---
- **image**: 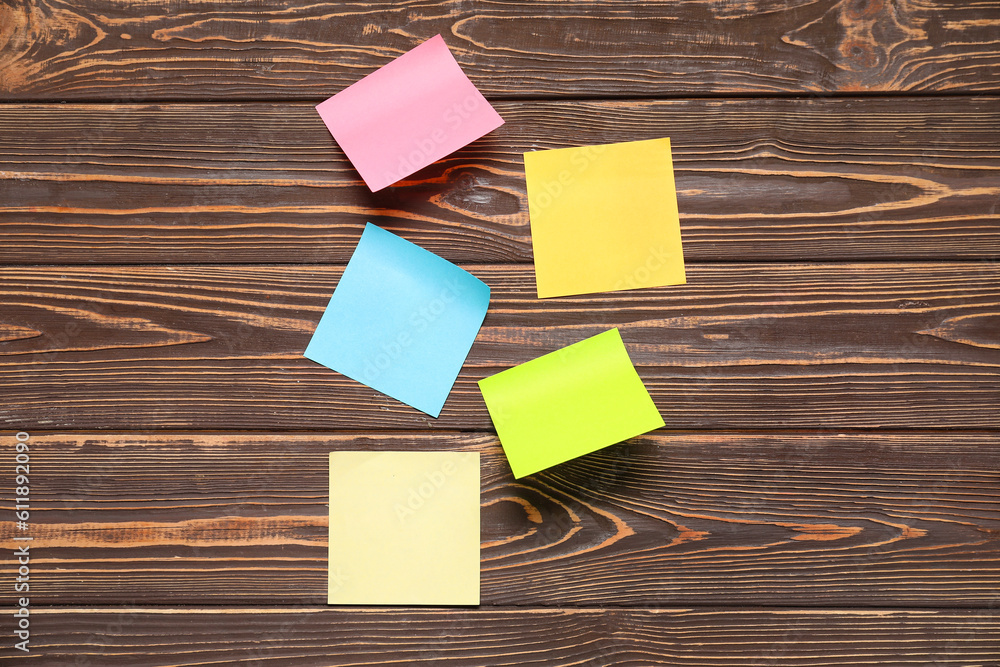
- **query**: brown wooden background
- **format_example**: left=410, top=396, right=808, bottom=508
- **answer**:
left=2, top=0, right=999, bottom=664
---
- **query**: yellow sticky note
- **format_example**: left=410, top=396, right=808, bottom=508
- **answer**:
left=523, top=137, right=686, bottom=298
left=328, top=451, right=480, bottom=605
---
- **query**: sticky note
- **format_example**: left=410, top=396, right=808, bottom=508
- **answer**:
left=316, top=34, right=504, bottom=192
left=523, top=137, right=686, bottom=298
left=478, top=328, right=664, bottom=478
left=304, top=223, right=490, bottom=417
left=328, top=451, right=480, bottom=605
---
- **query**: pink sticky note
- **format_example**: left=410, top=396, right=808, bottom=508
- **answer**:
left=316, top=35, right=504, bottom=192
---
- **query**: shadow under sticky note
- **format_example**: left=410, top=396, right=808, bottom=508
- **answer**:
left=316, top=34, right=505, bottom=192
left=523, top=137, right=686, bottom=298
left=478, top=328, right=664, bottom=478
left=328, top=451, right=480, bottom=606
left=304, top=223, right=490, bottom=417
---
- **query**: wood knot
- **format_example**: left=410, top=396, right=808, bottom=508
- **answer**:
left=783, top=0, right=921, bottom=86
left=840, top=40, right=881, bottom=69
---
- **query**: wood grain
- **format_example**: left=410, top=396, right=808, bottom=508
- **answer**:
left=1, top=263, right=998, bottom=431
left=2, top=0, right=1000, bottom=100
left=1, top=432, right=997, bottom=606
left=1, top=98, right=998, bottom=265
left=5, top=607, right=998, bottom=666
left=3, top=0, right=998, bottom=663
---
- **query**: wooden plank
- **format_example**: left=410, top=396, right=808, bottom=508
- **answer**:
left=1, top=263, right=998, bottom=431
left=2, top=1, right=999, bottom=100
left=1, top=98, right=998, bottom=265
left=6, top=607, right=998, bottom=665
left=1, top=432, right=997, bottom=606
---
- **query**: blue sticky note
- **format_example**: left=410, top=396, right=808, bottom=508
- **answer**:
left=304, top=223, right=490, bottom=417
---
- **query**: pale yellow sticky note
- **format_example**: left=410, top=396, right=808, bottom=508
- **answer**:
left=523, top=137, right=686, bottom=298
left=328, top=451, right=480, bottom=605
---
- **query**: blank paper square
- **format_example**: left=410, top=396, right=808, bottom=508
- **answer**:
left=478, top=328, right=664, bottom=478
left=328, top=451, right=480, bottom=605
left=523, top=137, right=686, bottom=298
left=304, top=223, right=490, bottom=417
left=316, top=34, right=504, bottom=192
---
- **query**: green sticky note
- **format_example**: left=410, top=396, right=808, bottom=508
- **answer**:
left=328, top=451, right=480, bottom=605
left=478, top=329, right=664, bottom=478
